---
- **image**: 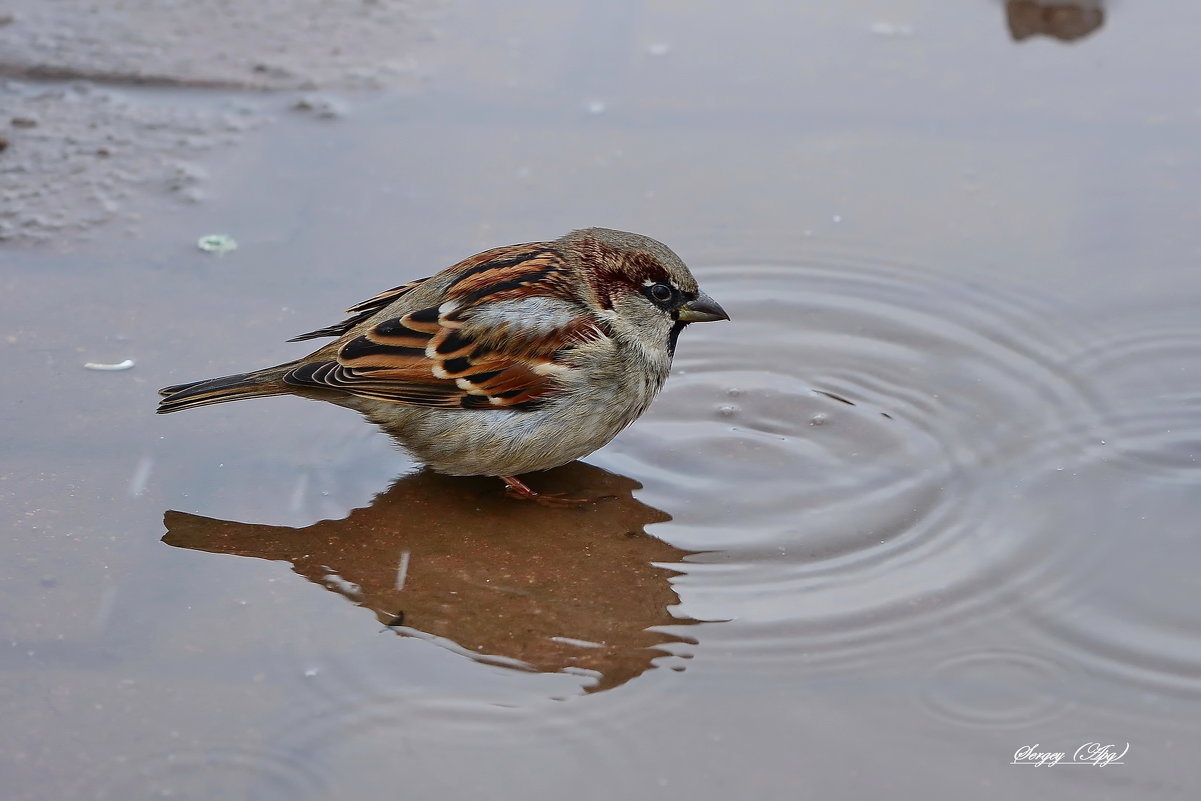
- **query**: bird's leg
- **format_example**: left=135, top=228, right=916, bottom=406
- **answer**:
left=500, top=475, right=602, bottom=507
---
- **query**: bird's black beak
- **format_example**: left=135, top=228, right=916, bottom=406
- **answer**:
left=677, top=291, right=730, bottom=323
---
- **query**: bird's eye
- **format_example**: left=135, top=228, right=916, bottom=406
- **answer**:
left=649, top=283, right=673, bottom=302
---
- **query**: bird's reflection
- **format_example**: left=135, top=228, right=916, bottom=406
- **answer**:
left=162, top=462, right=701, bottom=693
left=1005, top=1, right=1105, bottom=42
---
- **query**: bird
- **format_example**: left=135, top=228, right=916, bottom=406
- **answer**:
left=157, top=227, right=729, bottom=504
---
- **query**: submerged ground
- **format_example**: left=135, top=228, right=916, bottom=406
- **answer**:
left=3, top=1, right=1199, bottom=798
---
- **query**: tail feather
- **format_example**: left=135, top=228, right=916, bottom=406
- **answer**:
left=156, top=365, right=295, bottom=414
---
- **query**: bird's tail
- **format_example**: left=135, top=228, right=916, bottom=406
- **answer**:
left=156, top=364, right=296, bottom=414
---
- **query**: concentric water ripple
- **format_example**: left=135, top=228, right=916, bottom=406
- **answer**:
left=595, top=253, right=1105, bottom=663
left=920, top=650, right=1075, bottom=728
left=1011, top=309, right=1201, bottom=694
left=1063, top=311, right=1201, bottom=484
left=91, top=746, right=328, bottom=801
left=267, top=684, right=683, bottom=796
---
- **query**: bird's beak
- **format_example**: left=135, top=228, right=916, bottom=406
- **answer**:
left=677, top=291, right=730, bottom=323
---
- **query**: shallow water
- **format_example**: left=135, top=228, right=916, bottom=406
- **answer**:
left=4, top=1, right=1201, bottom=798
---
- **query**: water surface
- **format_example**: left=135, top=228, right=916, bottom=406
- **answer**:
left=3, top=1, right=1200, bottom=798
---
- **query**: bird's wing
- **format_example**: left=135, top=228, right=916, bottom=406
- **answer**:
left=281, top=247, right=608, bottom=410
left=288, top=278, right=430, bottom=342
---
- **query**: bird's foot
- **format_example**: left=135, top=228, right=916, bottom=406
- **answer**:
left=500, top=475, right=610, bottom=507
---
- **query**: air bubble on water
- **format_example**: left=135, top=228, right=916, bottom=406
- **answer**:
left=810, top=413, right=828, bottom=426
left=832, top=214, right=843, bottom=223
left=726, top=387, right=742, bottom=397
left=303, top=667, right=319, bottom=678
left=585, top=100, right=608, bottom=115
left=717, top=405, right=738, bottom=418
left=646, top=42, right=671, bottom=56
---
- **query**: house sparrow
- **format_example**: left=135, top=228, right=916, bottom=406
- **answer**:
left=157, top=228, right=729, bottom=503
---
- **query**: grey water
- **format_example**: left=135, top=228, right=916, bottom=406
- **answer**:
left=2, top=1, right=1199, bottom=798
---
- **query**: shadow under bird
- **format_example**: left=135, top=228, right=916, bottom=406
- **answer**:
left=157, top=228, right=729, bottom=503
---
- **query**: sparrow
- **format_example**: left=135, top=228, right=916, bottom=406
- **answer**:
left=157, top=227, right=729, bottom=504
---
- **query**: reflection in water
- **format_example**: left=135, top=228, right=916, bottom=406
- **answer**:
left=162, top=462, right=700, bottom=693
left=1005, top=1, right=1105, bottom=42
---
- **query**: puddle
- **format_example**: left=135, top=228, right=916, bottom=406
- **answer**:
left=4, top=0, right=1201, bottom=799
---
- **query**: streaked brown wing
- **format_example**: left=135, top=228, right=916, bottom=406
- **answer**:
left=283, top=248, right=600, bottom=410
left=287, top=278, right=429, bottom=342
